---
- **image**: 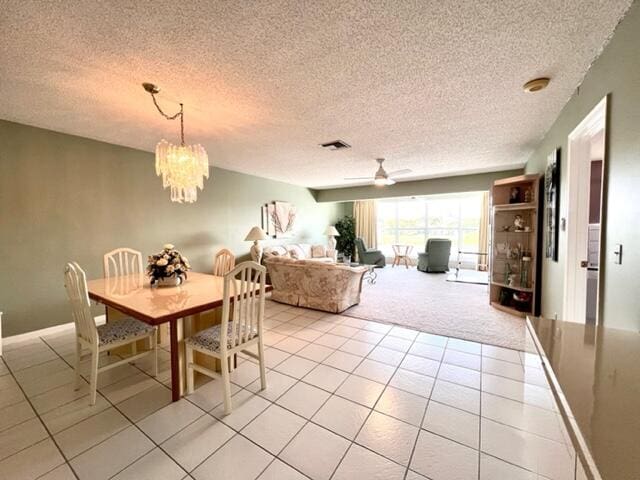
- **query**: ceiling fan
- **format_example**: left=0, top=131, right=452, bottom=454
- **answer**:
left=344, top=158, right=412, bottom=186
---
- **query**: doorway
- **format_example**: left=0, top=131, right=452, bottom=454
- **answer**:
left=563, top=96, right=607, bottom=324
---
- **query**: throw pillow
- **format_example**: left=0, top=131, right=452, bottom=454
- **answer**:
left=288, top=244, right=305, bottom=259
left=311, top=245, right=326, bottom=258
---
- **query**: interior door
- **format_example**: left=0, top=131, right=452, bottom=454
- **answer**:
left=563, top=96, right=606, bottom=324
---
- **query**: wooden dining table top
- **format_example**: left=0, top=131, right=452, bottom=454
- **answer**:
left=86, top=272, right=272, bottom=325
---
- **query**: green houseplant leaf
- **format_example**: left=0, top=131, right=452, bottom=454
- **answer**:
left=335, top=215, right=356, bottom=259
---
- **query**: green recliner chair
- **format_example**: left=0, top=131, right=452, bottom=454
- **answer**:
left=354, top=237, right=386, bottom=267
left=417, top=238, right=452, bottom=273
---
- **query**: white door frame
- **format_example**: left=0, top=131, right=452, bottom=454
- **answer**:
left=563, top=96, right=607, bottom=323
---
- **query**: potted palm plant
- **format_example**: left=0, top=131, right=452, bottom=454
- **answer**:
left=335, top=215, right=356, bottom=264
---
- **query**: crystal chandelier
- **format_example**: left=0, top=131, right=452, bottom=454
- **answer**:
left=143, top=83, right=209, bottom=203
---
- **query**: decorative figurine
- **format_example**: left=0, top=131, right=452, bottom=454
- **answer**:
left=509, top=187, right=521, bottom=204
left=514, top=215, right=525, bottom=231
left=524, top=187, right=533, bottom=203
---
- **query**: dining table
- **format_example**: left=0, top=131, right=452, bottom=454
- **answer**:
left=86, top=271, right=272, bottom=401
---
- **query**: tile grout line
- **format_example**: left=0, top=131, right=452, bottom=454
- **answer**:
left=189, top=310, right=555, bottom=478
left=244, top=314, right=389, bottom=480
left=328, top=326, right=430, bottom=480
left=143, top=309, right=349, bottom=478
left=2, top=338, right=81, bottom=480
left=180, top=312, right=397, bottom=479
left=162, top=306, right=564, bottom=478
left=402, top=335, right=448, bottom=480
left=39, top=336, right=193, bottom=480
left=6, top=303, right=569, bottom=480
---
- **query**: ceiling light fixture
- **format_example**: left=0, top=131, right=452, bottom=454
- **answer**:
left=523, top=77, right=550, bottom=93
left=374, top=177, right=395, bottom=186
left=142, top=82, right=209, bottom=203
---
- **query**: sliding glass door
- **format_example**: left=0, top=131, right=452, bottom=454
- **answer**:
left=376, top=193, right=483, bottom=266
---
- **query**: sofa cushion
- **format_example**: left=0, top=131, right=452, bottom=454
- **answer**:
left=264, top=245, right=289, bottom=258
left=287, top=244, right=306, bottom=260
left=297, top=244, right=313, bottom=258
left=311, top=244, right=326, bottom=258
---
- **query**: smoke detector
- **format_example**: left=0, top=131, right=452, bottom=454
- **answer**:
left=523, top=78, right=550, bottom=93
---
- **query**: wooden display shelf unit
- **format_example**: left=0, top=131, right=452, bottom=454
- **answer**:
left=489, top=174, right=543, bottom=317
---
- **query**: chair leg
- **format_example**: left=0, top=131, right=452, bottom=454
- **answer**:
left=220, top=355, right=233, bottom=415
left=74, top=340, right=82, bottom=391
left=258, top=339, right=267, bottom=391
left=185, top=345, right=194, bottom=394
left=151, top=332, right=158, bottom=377
left=89, top=348, right=99, bottom=406
left=229, top=354, right=236, bottom=373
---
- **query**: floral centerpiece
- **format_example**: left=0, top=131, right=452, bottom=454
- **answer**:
left=147, top=244, right=191, bottom=287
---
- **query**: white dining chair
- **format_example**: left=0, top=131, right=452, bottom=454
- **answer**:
left=103, top=247, right=145, bottom=356
left=185, top=261, right=267, bottom=415
left=103, top=247, right=144, bottom=278
left=64, top=262, right=158, bottom=405
left=213, top=248, right=236, bottom=276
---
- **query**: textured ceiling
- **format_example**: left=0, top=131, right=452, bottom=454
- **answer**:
left=0, top=1, right=632, bottom=189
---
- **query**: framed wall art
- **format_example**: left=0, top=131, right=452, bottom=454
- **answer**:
left=545, top=148, right=560, bottom=261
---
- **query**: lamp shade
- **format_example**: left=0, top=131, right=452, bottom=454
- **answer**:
left=324, top=226, right=340, bottom=236
left=245, top=226, right=268, bottom=241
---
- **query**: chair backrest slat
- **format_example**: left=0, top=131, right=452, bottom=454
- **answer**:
left=64, top=262, right=98, bottom=345
left=220, top=261, right=266, bottom=351
left=213, top=248, right=236, bottom=276
left=103, top=248, right=143, bottom=278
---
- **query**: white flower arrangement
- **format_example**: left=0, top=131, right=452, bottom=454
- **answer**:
left=147, top=243, right=191, bottom=286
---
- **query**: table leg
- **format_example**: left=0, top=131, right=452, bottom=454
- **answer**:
left=169, top=319, right=180, bottom=402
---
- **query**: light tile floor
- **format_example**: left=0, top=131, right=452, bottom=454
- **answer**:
left=0, top=300, right=583, bottom=480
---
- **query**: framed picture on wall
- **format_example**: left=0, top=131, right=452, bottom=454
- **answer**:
left=545, top=148, right=561, bottom=261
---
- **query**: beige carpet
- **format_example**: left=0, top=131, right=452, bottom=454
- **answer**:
left=344, top=266, right=532, bottom=351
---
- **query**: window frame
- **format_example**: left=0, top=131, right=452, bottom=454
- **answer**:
left=376, top=192, right=483, bottom=265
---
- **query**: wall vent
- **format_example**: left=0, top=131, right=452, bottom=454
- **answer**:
left=320, top=140, right=351, bottom=150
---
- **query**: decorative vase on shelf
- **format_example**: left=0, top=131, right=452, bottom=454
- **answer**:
left=147, top=244, right=191, bottom=288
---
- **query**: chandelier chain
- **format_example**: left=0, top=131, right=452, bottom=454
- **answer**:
left=149, top=92, right=185, bottom=145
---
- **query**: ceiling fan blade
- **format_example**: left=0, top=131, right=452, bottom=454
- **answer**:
left=343, top=177, right=373, bottom=181
left=387, top=169, right=412, bottom=177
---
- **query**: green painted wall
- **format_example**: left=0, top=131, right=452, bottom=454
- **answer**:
left=0, top=120, right=346, bottom=336
left=524, top=2, right=640, bottom=330
left=315, top=170, right=523, bottom=203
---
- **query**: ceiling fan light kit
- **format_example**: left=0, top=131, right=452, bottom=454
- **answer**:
left=345, top=157, right=410, bottom=187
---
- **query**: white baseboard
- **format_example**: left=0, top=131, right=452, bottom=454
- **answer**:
left=1, top=314, right=106, bottom=352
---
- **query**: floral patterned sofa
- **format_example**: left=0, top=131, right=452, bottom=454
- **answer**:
left=264, top=256, right=367, bottom=313
left=263, top=243, right=336, bottom=263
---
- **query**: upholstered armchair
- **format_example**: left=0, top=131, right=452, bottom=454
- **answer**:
left=417, top=238, right=452, bottom=273
left=354, top=237, right=386, bottom=267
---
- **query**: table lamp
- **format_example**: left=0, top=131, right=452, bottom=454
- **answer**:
left=245, top=226, right=268, bottom=263
left=325, top=225, right=340, bottom=250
